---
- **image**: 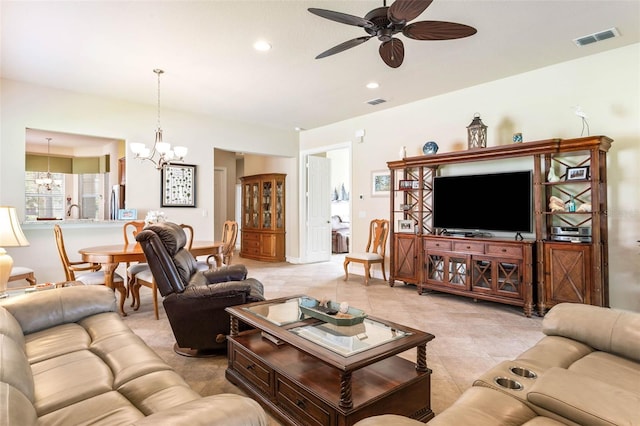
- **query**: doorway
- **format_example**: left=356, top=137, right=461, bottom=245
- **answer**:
left=300, top=142, right=352, bottom=263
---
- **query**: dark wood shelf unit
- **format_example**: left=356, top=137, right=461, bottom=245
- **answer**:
left=388, top=136, right=612, bottom=316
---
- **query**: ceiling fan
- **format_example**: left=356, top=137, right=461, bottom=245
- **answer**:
left=308, top=0, right=477, bottom=68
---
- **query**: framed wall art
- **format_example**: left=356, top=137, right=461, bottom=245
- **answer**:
left=371, top=170, right=391, bottom=197
left=161, top=164, right=196, bottom=207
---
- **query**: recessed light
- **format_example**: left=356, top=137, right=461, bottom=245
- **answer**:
left=366, top=82, right=379, bottom=89
left=253, top=40, right=272, bottom=52
left=294, top=127, right=305, bottom=132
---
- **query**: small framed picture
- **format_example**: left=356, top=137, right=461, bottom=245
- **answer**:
left=566, top=166, right=589, bottom=181
left=118, top=209, right=138, bottom=220
left=371, top=170, right=391, bottom=197
left=397, top=219, right=415, bottom=233
left=399, top=180, right=417, bottom=190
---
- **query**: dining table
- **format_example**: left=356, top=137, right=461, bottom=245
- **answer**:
left=79, top=240, right=224, bottom=316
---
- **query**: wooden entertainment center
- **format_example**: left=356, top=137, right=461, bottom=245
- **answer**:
left=388, top=136, right=612, bottom=316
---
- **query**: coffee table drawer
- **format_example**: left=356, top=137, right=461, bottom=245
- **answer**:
left=232, top=345, right=273, bottom=396
left=276, top=375, right=335, bottom=426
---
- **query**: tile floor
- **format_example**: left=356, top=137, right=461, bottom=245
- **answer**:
left=124, top=254, right=545, bottom=424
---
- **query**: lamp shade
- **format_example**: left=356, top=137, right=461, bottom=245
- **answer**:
left=0, top=207, right=29, bottom=247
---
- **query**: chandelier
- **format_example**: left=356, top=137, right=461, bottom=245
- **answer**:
left=130, top=69, right=187, bottom=170
left=35, top=138, right=62, bottom=191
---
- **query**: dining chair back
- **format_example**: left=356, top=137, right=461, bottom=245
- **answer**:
left=53, top=224, right=124, bottom=285
left=220, top=220, right=239, bottom=266
left=343, top=219, right=390, bottom=286
left=123, top=221, right=145, bottom=244
left=179, top=224, right=195, bottom=250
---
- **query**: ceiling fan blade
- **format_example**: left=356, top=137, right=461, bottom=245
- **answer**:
left=388, top=0, right=433, bottom=24
left=316, top=36, right=373, bottom=59
left=403, top=20, right=477, bottom=40
left=308, top=8, right=373, bottom=28
left=379, top=38, right=404, bottom=68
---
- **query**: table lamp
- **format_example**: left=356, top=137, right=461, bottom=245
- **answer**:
left=0, top=206, right=30, bottom=294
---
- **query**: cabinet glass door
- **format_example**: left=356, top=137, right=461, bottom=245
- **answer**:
left=448, top=256, right=467, bottom=287
left=262, top=181, right=272, bottom=229
left=495, top=261, right=521, bottom=297
left=275, top=180, right=284, bottom=229
left=471, top=259, right=492, bottom=292
left=251, top=183, right=259, bottom=228
left=243, top=184, right=252, bottom=228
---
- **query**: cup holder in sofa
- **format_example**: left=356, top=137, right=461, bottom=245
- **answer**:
left=509, top=366, right=537, bottom=379
left=494, top=377, right=523, bottom=390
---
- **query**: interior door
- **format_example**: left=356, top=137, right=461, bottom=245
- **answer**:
left=306, top=155, right=331, bottom=262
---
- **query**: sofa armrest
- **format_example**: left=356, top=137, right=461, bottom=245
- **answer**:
left=131, top=394, right=267, bottom=426
left=527, top=367, right=640, bottom=426
left=0, top=286, right=116, bottom=334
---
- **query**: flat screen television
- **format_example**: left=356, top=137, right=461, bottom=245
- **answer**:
left=433, top=170, right=533, bottom=234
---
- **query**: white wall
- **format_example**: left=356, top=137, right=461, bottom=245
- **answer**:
left=300, top=44, right=640, bottom=312
left=1, top=78, right=297, bottom=283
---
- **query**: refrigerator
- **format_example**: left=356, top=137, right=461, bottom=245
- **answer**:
left=110, top=185, right=125, bottom=220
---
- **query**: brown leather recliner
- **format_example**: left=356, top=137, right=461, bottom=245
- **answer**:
left=136, top=221, right=264, bottom=357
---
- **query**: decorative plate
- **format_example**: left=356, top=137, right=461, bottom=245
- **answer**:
left=423, top=141, right=439, bottom=155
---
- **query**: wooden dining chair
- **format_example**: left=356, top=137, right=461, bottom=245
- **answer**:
left=181, top=223, right=214, bottom=272
left=189, top=221, right=237, bottom=271
left=130, top=267, right=159, bottom=320
left=343, top=219, right=390, bottom=286
left=53, top=224, right=125, bottom=286
left=220, top=220, right=239, bottom=267
left=123, top=221, right=149, bottom=307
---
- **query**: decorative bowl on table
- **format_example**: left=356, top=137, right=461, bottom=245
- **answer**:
left=423, top=141, right=439, bottom=155
left=298, top=297, right=367, bottom=326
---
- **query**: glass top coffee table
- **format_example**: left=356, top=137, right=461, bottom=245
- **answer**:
left=226, top=295, right=435, bottom=425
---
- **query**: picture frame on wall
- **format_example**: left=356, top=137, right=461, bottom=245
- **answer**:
left=371, top=170, right=391, bottom=197
left=397, top=219, right=415, bottom=233
left=117, top=209, right=137, bottom=220
left=161, top=164, right=196, bottom=207
left=566, top=166, right=589, bottom=181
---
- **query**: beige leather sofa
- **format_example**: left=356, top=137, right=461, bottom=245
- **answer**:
left=0, top=285, right=268, bottom=425
left=355, top=303, right=640, bottom=426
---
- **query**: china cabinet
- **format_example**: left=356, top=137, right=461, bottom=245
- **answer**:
left=240, top=173, right=286, bottom=262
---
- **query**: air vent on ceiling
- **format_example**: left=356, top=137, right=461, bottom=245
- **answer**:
left=573, top=27, right=620, bottom=47
left=366, top=98, right=387, bottom=106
